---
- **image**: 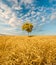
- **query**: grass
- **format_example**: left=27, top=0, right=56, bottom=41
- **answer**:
left=0, top=36, right=56, bottom=65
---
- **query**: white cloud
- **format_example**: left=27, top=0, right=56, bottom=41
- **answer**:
left=50, top=12, right=56, bottom=21
left=20, top=0, right=33, bottom=4
left=38, top=23, right=45, bottom=27
left=41, top=16, right=46, bottom=22
left=12, top=2, right=22, bottom=10
left=0, top=1, right=23, bottom=27
left=0, top=2, right=12, bottom=22
left=12, top=5, right=22, bottom=10
left=8, top=13, right=23, bottom=27
left=37, top=12, right=41, bottom=15
left=3, top=27, right=16, bottom=31
left=5, top=0, right=22, bottom=10
left=31, top=11, right=36, bottom=15
left=7, top=0, right=18, bottom=4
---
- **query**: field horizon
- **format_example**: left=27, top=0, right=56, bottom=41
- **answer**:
left=0, top=36, right=56, bottom=65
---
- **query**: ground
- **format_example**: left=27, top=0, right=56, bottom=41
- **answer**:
left=0, top=36, right=56, bottom=65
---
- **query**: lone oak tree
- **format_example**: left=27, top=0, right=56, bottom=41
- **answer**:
left=22, top=22, right=33, bottom=36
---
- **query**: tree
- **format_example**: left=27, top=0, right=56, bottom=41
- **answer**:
left=22, top=22, right=33, bottom=36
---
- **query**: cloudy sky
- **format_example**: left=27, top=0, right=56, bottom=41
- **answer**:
left=0, top=0, right=56, bottom=35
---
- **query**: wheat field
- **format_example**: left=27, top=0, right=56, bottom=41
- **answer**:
left=0, top=36, right=56, bottom=65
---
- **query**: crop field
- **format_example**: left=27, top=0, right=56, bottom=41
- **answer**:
left=0, top=36, right=56, bottom=65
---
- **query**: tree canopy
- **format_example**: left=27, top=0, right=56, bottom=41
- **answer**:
left=22, top=22, right=33, bottom=35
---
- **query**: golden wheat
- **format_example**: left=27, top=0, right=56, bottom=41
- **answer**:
left=0, top=36, right=56, bottom=65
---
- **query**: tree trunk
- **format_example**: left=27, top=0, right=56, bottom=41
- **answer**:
left=28, top=32, right=29, bottom=36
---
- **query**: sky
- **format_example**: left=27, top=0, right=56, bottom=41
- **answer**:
left=0, top=0, right=56, bottom=35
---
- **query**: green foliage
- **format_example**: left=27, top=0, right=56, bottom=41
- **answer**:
left=22, top=22, right=33, bottom=33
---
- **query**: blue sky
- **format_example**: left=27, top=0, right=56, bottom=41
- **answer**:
left=0, top=0, right=56, bottom=35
